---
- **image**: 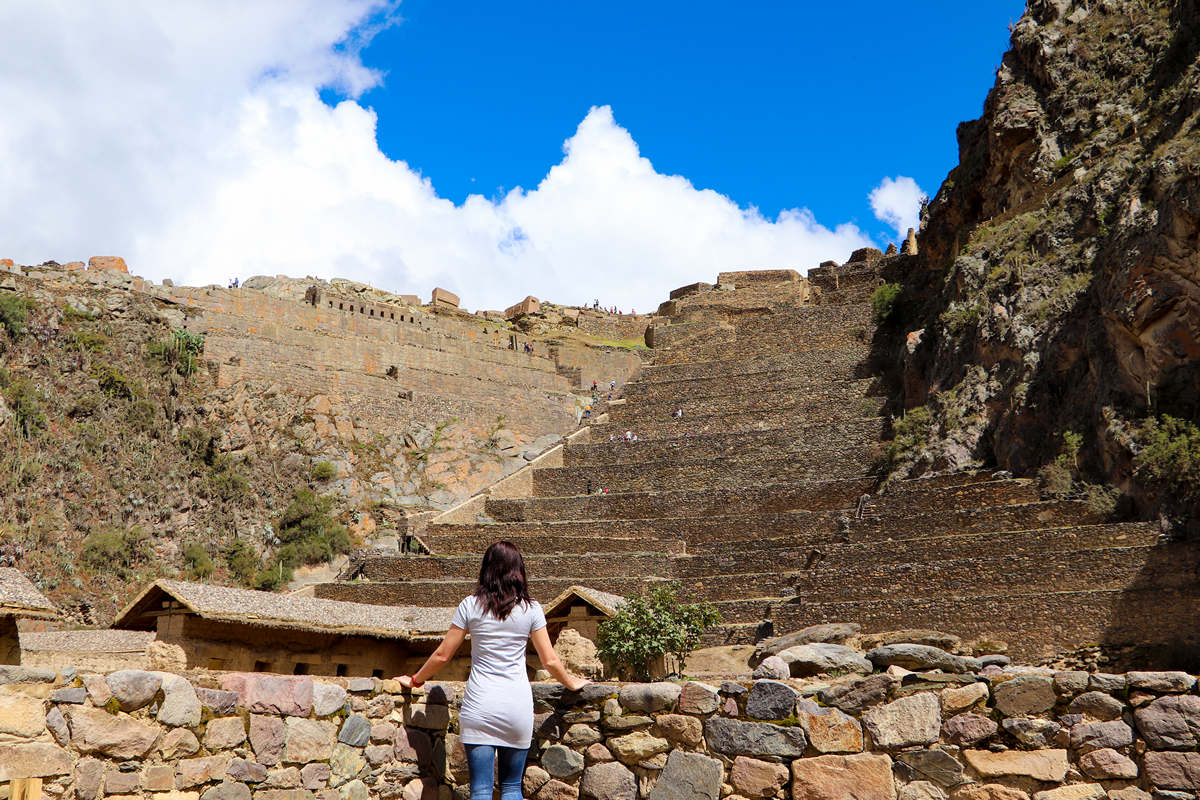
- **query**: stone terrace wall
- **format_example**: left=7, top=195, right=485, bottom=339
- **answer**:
left=3, top=665, right=1198, bottom=800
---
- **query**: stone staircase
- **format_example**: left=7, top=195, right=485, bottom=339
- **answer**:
left=314, top=257, right=1191, bottom=664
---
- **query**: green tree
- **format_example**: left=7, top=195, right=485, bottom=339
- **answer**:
left=81, top=526, right=151, bottom=580
left=274, top=488, right=352, bottom=570
left=0, top=294, right=32, bottom=338
left=182, top=542, right=214, bottom=579
left=3, top=378, right=48, bottom=439
left=1135, top=415, right=1200, bottom=500
left=596, top=582, right=720, bottom=680
left=870, top=283, right=902, bottom=325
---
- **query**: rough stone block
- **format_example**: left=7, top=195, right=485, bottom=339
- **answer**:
left=993, top=676, right=1055, bottom=716
left=0, top=742, right=74, bottom=781
left=205, top=717, right=248, bottom=751
left=862, top=693, right=941, bottom=749
left=67, top=706, right=160, bottom=758
left=1143, top=751, right=1200, bottom=791
left=220, top=675, right=313, bottom=717
left=0, top=692, right=47, bottom=738
left=790, top=753, right=895, bottom=800
left=431, top=288, right=459, bottom=308
left=961, top=750, right=1068, bottom=782
left=796, top=700, right=863, bottom=754
left=647, top=751, right=723, bottom=800
left=704, top=717, right=807, bottom=758
left=283, top=719, right=336, bottom=763
left=618, top=682, right=682, bottom=713
left=88, top=256, right=128, bottom=273
left=729, top=757, right=789, bottom=798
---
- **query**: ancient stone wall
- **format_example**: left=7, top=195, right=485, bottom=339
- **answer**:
left=3, top=665, right=1198, bottom=799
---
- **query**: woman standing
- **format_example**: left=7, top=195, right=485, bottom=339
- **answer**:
left=396, top=541, right=591, bottom=800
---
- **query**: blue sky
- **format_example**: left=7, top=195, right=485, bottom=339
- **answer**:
left=342, top=0, right=1025, bottom=245
left=4, top=0, right=1027, bottom=310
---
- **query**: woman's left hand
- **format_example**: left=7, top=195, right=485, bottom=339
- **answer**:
left=392, top=675, right=419, bottom=690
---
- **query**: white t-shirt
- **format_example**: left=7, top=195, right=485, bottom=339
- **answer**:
left=452, top=594, right=547, bottom=748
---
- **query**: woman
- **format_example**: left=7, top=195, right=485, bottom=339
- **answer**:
left=396, top=541, right=590, bottom=800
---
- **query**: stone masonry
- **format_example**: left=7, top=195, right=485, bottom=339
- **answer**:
left=315, top=257, right=1196, bottom=665
left=2, top=663, right=1197, bottom=799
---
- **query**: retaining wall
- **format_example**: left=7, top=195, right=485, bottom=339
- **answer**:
left=3, top=665, right=1197, bottom=799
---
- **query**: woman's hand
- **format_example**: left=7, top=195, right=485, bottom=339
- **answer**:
left=392, top=675, right=422, bottom=690
left=563, top=676, right=592, bottom=692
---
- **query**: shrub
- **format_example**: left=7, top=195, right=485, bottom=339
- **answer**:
left=71, top=329, right=108, bottom=353
left=183, top=542, right=214, bottom=579
left=127, top=399, right=161, bottom=436
left=224, top=539, right=260, bottom=587
left=254, top=560, right=294, bottom=592
left=4, top=378, right=49, bottom=439
left=206, top=461, right=250, bottom=503
left=312, top=461, right=337, bottom=481
left=0, top=294, right=32, bottom=337
left=178, top=427, right=217, bottom=466
left=68, top=391, right=104, bottom=418
left=882, top=406, right=933, bottom=470
left=148, top=328, right=205, bottom=378
left=1134, top=415, right=1200, bottom=499
left=81, top=526, right=150, bottom=579
left=1085, top=484, right=1120, bottom=518
left=91, top=362, right=138, bottom=400
left=274, top=488, right=352, bottom=569
left=61, top=304, right=97, bottom=322
left=596, top=582, right=720, bottom=681
left=869, top=283, right=901, bottom=325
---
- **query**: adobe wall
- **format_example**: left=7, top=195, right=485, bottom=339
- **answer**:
left=3, top=665, right=1198, bottom=798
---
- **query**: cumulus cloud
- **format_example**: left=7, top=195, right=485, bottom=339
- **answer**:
left=869, top=176, right=926, bottom=241
left=0, top=0, right=878, bottom=311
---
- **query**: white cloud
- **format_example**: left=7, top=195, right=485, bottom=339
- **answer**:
left=0, top=1, right=878, bottom=312
left=869, top=176, right=925, bottom=241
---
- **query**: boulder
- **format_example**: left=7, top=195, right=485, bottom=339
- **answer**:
left=751, top=656, right=790, bottom=680
left=67, top=706, right=160, bottom=758
left=1068, top=720, right=1133, bottom=752
left=0, top=692, right=46, bottom=739
left=753, top=623, right=861, bottom=663
left=1000, top=718, right=1060, bottom=749
left=859, top=630, right=961, bottom=653
left=790, top=754, right=895, bottom=800
left=1126, top=671, right=1196, bottom=693
left=646, top=751, right=723, bottom=800
left=745, top=680, right=797, bottom=721
left=704, top=717, right=807, bottom=758
left=866, top=645, right=979, bottom=674
left=678, top=682, right=721, bottom=714
left=1133, top=694, right=1200, bottom=749
left=895, top=749, right=965, bottom=787
left=729, top=757, right=789, bottom=799
left=542, top=745, right=585, bottom=779
left=312, top=684, right=348, bottom=717
left=554, top=628, right=604, bottom=678
left=88, top=256, right=128, bottom=273
left=1142, top=751, right=1200, bottom=791
left=1078, top=748, right=1138, bottom=780
left=777, top=644, right=871, bottom=677
left=106, top=670, right=162, bottom=711
left=607, top=730, right=670, bottom=764
left=0, top=742, right=73, bottom=781
left=961, top=750, right=1068, bottom=782
left=283, top=719, right=337, bottom=763
left=796, top=699, right=863, bottom=754
left=898, top=782, right=944, bottom=800
left=862, top=693, right=941, bottom=749
left=1067, top=691, right=1124, bottom=721
left=162, top=727, right=201, bottom=759
left=941, top=713, right=997, bottom=747
left=940, top=683, right=989, bottom=715
left=816, top=674, right=897, bottom=714
left=618, top=682, right=681, bottom=713
left=992, top=676, right=1055, bottom=716
left=158, top=673, right=202, bottom=727
left=580, top=762, right=637, bottom=800
left=654, top=714, right=702, bottom=747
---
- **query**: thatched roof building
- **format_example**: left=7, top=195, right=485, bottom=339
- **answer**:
left=0, top=568, right=58, bottom=664
left=543, top=584, right=626, bottom=641
left=113, top=580, right=455, bottom=677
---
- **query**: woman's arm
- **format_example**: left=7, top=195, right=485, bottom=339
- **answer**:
left=394, top=625, right=467, bottom=688
left=530, top=627, right=591, bottom=691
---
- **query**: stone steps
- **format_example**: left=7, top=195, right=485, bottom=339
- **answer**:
left=419, top=531, right=688, bottom=556
left=563, top=418, right=887, bottom=468
left=604, top=379, right=878, bottom=422
left=594, top=395, right=882, bottom=436
left=619, top=372, right=874, bottom=406
left=635, top=347, right=871, bottom=384
left=707, top=542, right=1190, bottom=613
left=530, top=447, right=879, bottom=496
left=705, top=582, right=1200, bottom=663
left=674, top=522, right=1161, bottom=581
left=484, top=472, right=1002, bottom=523
left=315, top=576, right=659, bottom=608
left=353, top=551, right=670, bottom=582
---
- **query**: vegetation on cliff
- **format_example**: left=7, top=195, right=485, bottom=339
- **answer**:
left=879, top=0, right=1200, bottom=530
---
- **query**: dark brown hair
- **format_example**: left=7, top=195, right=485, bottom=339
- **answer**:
left=474, top=541, right=532, bottom=620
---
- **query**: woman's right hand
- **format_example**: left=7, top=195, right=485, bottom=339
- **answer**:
left=563, top=676, right=592, bottom=692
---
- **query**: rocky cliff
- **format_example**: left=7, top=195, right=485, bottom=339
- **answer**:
left=882, top=0, right=1200, bottom=525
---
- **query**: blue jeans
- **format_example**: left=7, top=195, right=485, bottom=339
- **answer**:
left=464, top=744, right=528, bottom=800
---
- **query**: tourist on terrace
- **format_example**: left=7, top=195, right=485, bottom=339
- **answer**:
left=395, top=542, right=589, bottom=800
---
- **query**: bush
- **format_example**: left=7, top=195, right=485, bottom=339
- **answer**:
left=596, top=582, right=720, bottom=681
left=274, top=488, right=352, bottom=569
left=81, top=526, right=150, bottom=579
left=148, top=328, right=205, bottom=378
left=312, top=461, right=337, bottom=481
left=91, top=362, right=139, bottom=400
left=3, top=378, right=48, bottom=439
left=255, top=560, right=294, bottom=592
left=224, top=539, right=260, bottom=587
left=206, top=461, right=250, bottom=503
left=0, top=294, right=32, bottom=337
left=71, top=329, right=108, bottom=353
left=1134, top=415, right=1200, bottom=500
left=870, top=283, right=901, bottom=325
left=178, top=427, right=217, bottom=466
left=183, top=542, right=214, bottom=579
left=127, top=399, right=161, bottom=436
left=882, top=406, right=933, bottom=470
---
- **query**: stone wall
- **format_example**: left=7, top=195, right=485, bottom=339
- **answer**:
left=3, top=664, right=1197, bottom=800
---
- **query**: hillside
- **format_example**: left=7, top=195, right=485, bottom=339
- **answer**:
left=0, top=262, right=644, bottom=623
left=877, top=0, right=1200, bottom=528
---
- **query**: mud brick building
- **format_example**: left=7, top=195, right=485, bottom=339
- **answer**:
left=0, top=568, right=58, bottom=665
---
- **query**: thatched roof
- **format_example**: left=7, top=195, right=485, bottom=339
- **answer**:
left=21, top=629, right=155, bottom=653
left=114, top=579, right=454, bottom=640
left=0, top=568, right=58, bottom=619
left=544, top=585, right=627, bottom=619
